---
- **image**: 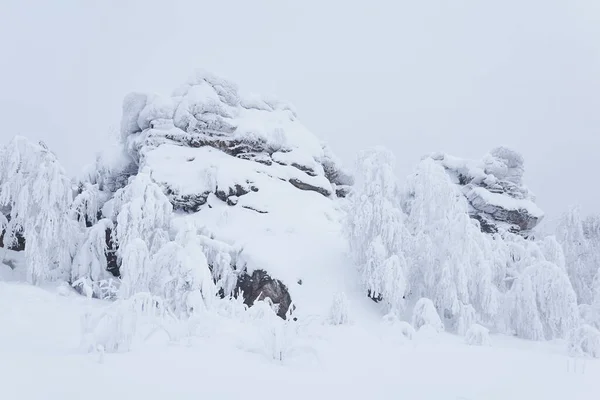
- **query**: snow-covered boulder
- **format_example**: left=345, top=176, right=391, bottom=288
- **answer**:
left=429, top=147, right=543, bottom=236
left=567, top=324, right=600, bottom=358
left=412, top=298, right=444, bottom=333
left=465, top=324, right=492, bottom=346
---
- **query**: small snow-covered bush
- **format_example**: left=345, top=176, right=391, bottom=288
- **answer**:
left=241, top=299, right=319, bottom=363
left=465, top=324, right=492, bottom=346
left=382, top=313, right=416, bottom=339
left=396, top=320, right=416, bottom=340
left=567, top=325, right=600, bottom=358
left=80, top=293, right=179, bottom=354
left=412, top=298, right=444, bottom=332
left=329, top=292, right=350, bottom=325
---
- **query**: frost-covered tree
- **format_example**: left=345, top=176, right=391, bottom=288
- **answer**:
left=403, top=158, right=497, bottom=327
left=329, top=292, right=350, bottom=325
left=71, top=219, right=117, bottom=298
left=150, top=224, right=217, bottom=316
left=556, top=207, right=599, bottom=305
left=0, top=136, right=79, bottom=283
left=509, top=261, right=579, bottom=340
left=106, top=169, right=173, bottom=263
left=345, top=147, right=408, bottom=313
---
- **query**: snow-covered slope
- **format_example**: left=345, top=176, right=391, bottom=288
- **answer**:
left=1, top=281, right=598, bottom=400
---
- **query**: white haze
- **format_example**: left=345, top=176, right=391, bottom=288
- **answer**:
left=1, top=0, right=599, bottom=223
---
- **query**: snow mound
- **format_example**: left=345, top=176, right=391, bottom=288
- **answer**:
left=429, top=147, right=543, bottom=235
left=412, top=298, right=444, bottom=333
left=465, top=324, right=492, bottom=346
left=567, top=324, right=600, bottom=358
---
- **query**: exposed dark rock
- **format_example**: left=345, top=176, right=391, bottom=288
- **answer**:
left=163, top=185, right=210, bottom=213
left=235, top=269, right=293, bottom=319
left=471, top=213, right=499, bottom=235
left=290, top=163, right=318, bottom=177
left=335, top=185, right=351, bottom=198
left=215, top=183, right=251, bottom=203
left=241, top=205, right=268, bottom=214
left=288, top=178, right=331, bottom=197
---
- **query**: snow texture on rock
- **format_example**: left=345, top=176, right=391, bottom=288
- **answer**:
left=428, top=147, right=543, bottom=236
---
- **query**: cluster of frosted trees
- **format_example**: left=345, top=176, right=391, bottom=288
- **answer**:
left=0, top=137, right=236, bottom=318
left=346, top=147, right=596, bottom=342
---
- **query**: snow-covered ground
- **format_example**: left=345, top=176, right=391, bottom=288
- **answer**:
left=1, top=271, right=598, bottom=400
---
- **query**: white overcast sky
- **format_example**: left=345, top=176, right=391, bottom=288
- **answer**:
left=1, top=0, right=599, bottom=223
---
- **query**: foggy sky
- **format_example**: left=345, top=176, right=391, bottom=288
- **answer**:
left=1, top=0, right=599, bottom=224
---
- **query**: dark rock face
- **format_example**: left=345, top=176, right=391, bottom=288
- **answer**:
left=235, top=269, right=293, bottom=319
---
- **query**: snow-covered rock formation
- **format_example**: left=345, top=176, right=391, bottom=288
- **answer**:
left=74, top=70, right=354, bottom=319
left=429, top=147, right=543, bottom=236
left=0, top=68, right=593, bottom=346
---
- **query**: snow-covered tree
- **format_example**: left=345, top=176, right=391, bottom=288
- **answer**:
left=106, top=169, right=173, bottom=264
left=329, top=292, right=350, bottom=325
left=509, top=261, right=579, bottom=340
left=403, top=158, right=497, bottom=326
left=556, top=207, right=599, bottom=305
left=345, top=147, right=408, bottom=313
left=150, top=224, right=217, bottom=316
left=0, top=136, right=79, bottom=283
left=71, top=218, right=117, bottom=298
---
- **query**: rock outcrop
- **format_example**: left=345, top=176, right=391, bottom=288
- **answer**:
left=430, top=147, right=543, bottom=236
left=235, top=269, right=293, bottom=319
left=121, top=70, right=352, bottom=210
left=83, top=70, right=352, bottom=318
